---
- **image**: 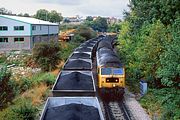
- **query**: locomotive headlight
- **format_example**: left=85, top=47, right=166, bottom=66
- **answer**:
left=113, top=84, right=116, bottom=87
left=115, top=79, right=118, bottom=82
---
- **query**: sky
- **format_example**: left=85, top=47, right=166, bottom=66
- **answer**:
left=0, top=0, right=130, bottom=19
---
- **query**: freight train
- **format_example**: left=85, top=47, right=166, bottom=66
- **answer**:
left=96, top=36, right=125, bottom=100
left=40, top=35, right=124, bottom=120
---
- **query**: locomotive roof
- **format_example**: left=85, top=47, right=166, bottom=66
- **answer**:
left=97, top=40, right=113, bottom=50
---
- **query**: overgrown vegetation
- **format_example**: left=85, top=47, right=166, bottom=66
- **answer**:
left=32, top=41, right=61, bottom=71
left=84, top=16, right=108, bottom=32
left=0, top=36, right=80, bottom=119
left=0, top=66, right=15, bottom=109
left=118, top=0, right=180, bottom=119
left=140, top=89, right=180, bottom=119
left=73, top=25, right=97, bottom=43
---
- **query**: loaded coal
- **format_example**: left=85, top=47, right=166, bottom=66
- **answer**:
left=97, top=40, right=113, bottom=50
left=75, top=47, right=92, bottom=52
left=64, top=59, right=91, bottom=69
left=44, top=103, right=101, bottom=120
left=71, top=53, right=90, bottom=59
left=54, top=72, right=93, bottom=90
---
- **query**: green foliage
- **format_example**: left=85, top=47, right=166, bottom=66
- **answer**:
left=19, top=78, right=33, bottom=92
left=49, top=10, right=63, bottom=23
left=73, top=34, right=86, bottom=43
left=157, top=18, right=180, bottom=87
left=119, top=1, right=179, bottom=88
left=0, top=55, right=7, bottom=64
left=84, top=17, right=108, bottom=32
left=12, top=101, right=38, bottom=120
left=107, top=23, right=121, bottom=33
left=140, top=88, right=180, bottom=119
left=31, top=72, right=56, bottom=86
left=0, top=66, right=15, bottom=109
left=86, top=16, right=93, bottom=21
left=0, top=98, right=38, bottom=120
left=60, top=24, right=79, bottom=31
left=34, top=9, right=63, bottom=23
left=75, top=25, right=96, bottom=40
left=32, top=41, right=61, bottom=71
left=60, top=42, right=80, bottom=61
left=129, top=0, right=180, bottom=26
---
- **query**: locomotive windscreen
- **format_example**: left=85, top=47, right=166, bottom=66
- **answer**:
left=113, top=68, right=124, bottom=75
left=101, top=68, right=124, bottom=75
left=101, top=68, right=112, bottom=75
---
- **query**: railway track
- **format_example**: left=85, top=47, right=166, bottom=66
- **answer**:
left=102, top=100, right=132, bottom=120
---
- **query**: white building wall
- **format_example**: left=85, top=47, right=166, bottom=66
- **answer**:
left=49, top=25, right=59, bottom=34
left=0, top=17, right=31, bottom=36
left=32, top=25, right=59, bottom=35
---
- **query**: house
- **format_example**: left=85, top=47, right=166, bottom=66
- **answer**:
left=0, top=15, right=59, bottom=51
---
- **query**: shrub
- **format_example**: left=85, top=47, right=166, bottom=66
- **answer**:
left=0, top=54, right=7, bottom=64
left=32, top=41, right=61, bottom=71
left=73, top=34, right=86, bottom=43
left=60, top=42, right=80, bottom=61
left=29, top=72, right=56, bottom=86
left=22, top=84, right=49, bottom=105
left=0, top=66, right=15, bottom=109
left=140, top=88, right=180, bottom=119
left=12, top=100, right=38, bottom=120
left=19, top=78, right=33, bottom=92
left=73, top=25, right=96, bottom=43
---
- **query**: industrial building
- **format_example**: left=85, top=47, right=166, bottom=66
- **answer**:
left=0, top=15, right=59, bottom=51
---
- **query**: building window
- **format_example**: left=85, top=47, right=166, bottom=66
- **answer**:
left=14, top=26, right=24, bottom=31
left=0, top=26, right=8, bottom=31
left=14, top=37, right=24, bottom=42
left=0, top=38, right=8, bottom=43
left=32, top=26, right=36, bottom=30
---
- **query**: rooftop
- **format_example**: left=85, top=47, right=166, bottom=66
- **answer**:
left=0, top=14, right=58, bottom=26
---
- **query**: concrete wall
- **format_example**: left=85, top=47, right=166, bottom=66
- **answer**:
left=30, top=34, right=58, bottom=49
left=0, top=35, right=58, bottom=51
left=0, top=16, right=31, bottom=36
left=0, top=36, right=31, bottom=51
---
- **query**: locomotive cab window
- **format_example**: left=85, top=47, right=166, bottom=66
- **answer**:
left=101, top=68, right=112, bottom=75
left=113, top=68, right=124, bottom=75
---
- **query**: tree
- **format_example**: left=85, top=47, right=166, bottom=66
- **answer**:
left=49, top=10, right=63, bottom=23
left=84, top=17, right=108, bottom=32
left=0, top=7, right=12, bottom=15
left=34, top=9, right=49, bottom=21
left=32, top=41, right=61, bottom=71
left=108, top=23, right=121, bottom=33
left=0, top=66, right=15, bottom=109
left=75, top=25, right=96, bottom=40
left=86, top=16, right=93, bottom=21
left=34, top=9, right=63, bottom=23
left=157, top=18, right=180, bottom=88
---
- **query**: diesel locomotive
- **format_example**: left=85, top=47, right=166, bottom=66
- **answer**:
left=96, top=36, right=125, bottom=99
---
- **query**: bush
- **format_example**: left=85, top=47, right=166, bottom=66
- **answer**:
left=73, top=34, right=86, bottom=43
left=0, top=66, right=15, bottom=109
left=73, top=25, right=96, bottom=43
left=0, top=54, right=7, bottom=64
left=140, top=88, right=180, bottom=119
left=32, top=41, right=61, bottom=71
left=19, top=78, right=33, bottom=92
left=12, top=100, right=38, bottom=120
left=60, top=42, right=80, bottom=61
left=30, top=72, right=56, bottom=87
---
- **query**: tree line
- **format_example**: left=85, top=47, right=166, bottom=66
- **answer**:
left=0, top=7, right=63, bottom=23
left=118, top=0, right=180, bottom=88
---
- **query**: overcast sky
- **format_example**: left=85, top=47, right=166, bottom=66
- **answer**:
left=0, top=0, right=130, bottom=19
